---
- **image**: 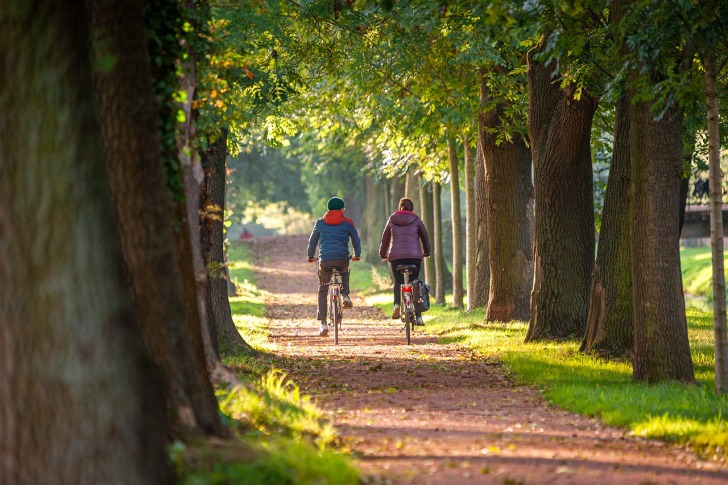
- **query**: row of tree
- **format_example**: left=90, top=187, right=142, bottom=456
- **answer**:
left=216, top=0, right=728, bottom=389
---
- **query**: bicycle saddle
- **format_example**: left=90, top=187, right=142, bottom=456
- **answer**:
left=395, top=264, right=417, bottom=273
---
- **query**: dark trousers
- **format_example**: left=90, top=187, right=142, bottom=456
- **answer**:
left=317, top=259, right=350, bottom=321
left=390, top=258, right=422, bottom=317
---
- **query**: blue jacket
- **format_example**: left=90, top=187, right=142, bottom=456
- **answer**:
left=307, top=210, right=361, bottom=261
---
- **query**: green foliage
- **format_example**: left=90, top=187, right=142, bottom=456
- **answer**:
left=227, top=144, right=311, bottom=213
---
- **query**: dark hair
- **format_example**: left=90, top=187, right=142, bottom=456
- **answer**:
left=399, top=197, right=414, bottom=211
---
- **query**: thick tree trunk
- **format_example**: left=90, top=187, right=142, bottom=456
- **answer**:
left=581, top=96, right=634, bottom=357
left=200, top=130, right=249, bottom=354
left=514, top=135, right=534, bottom=321
left=434, top=181, right=446, bottom=304
left=419, top=179, right=436, bottom=284
left=481, top=107, right=518, bottom=321
left=526, top=45, right=597, bottom=341
left=464, top=136, right=478, bottom=310
left=705, top=54, right=728, bottom=393
left=473, top=139, right=490, bottom=308
left=89, top=0, right=227, bottom=437
left=448, top=138, right=464, bottom=308
left=0, top=2, right=170, bottom=482
left=630, top=98, right=695, bottom=383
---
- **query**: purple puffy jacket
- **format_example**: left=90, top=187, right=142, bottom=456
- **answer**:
left=379, top=211, right=431, bottom=261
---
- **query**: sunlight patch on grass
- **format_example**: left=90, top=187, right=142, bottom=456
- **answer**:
left=177, top=369, right=358, bottom=484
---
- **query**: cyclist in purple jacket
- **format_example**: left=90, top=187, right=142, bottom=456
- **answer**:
left=307, top=196, right=361, bottom=337
left=379, top=197, right=431, bottom=326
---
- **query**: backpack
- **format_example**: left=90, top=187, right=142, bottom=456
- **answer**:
left=412, top=279, right=431, bottom=313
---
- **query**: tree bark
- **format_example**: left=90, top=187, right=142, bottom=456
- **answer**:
left=363, top=175, right=388, bottom=262
left=0, top=2, right=170, bottom=482
left=448, top=138, right=464, bottom=308
left=481, top=105, right=518, bottom=321
left=630, top=98, right=695, bottom=383
left=473, top=138, right=490, bottom=308
left=514, top=135, right=534, bottom=321
left=704, top=53, right=728, bottom=393
left=89, top=0, right=227, bottom=437
left=464, top=136, right=478, bottom=310
left=200, top=129, right=249, bottom=354
left=433, top=181, right=448, bottom=304
left=392, top=176, right=406, bottom=212
left=419, top=178, right=436, bottom=284
left=526, top=44, right=597, bottom=341
left=581, top=96, right=634, bottom=357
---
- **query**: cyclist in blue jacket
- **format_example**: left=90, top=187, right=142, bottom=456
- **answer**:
left=307, top=197, right=361, bottom=337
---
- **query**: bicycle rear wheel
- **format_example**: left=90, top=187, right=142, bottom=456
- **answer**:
left=404, top=310, right=411, bottom=345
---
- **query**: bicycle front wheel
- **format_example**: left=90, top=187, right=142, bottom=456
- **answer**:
left=334, top=302, right=340, bottom=345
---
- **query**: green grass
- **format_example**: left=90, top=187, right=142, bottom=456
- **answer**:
left=350, top=259, right=391, bottom=295
left=364, top=300, right=728, bottom=460
left=681, top=246, right=728, bottom=305
left=176, top=242, right=359, bottom=485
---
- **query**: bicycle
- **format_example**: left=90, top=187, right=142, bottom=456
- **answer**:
left=327, top=266, right=344, bottom=345
left=396, top=264, right=418, bottom=345
left=309, top=256, right=356, bottom=344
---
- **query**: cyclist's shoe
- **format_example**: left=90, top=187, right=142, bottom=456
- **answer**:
left=342, top=293, right=353, bottom=309
left=391, top=305, right=400, bottom=319
left=319, top=322, right=329, bottom=337
left=414, top=317, right=425, bottom=327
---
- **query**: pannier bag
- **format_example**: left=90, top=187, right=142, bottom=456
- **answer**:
left=412, top=279, right=431, bottom=313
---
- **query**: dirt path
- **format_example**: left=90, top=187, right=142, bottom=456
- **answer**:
left=248, top=235, right=728, bottom=484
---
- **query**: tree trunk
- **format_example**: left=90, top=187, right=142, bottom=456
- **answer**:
left=464, top=136, right=478, bottom=310
left=481, top=110, right=517, bottom=321
left=581, top=96, right=634, bottom=357
left=526, top=44, right=597, bottom=341
left=448, top=138, right=464, bottom=309
left=434, top=181, right=446, bottom=304
left=392, top=176, right=406, bottom=211
left=363, top=175, right=388, bottom=262
left=705, top=53, right=728, bottom=393
left=514, top=135, right=534, bottom=321
left=630, top=98, right=695, bottom=383
left=89, top=0, right=227, bottom=438
left=419, top=178, right=436, bottom=284
left=0, top=2, right=170, bottom=482
left=201, top=129, right=249, bottom=354
left=172, top=2, right=241, bottom=391
left=405, top=172, right=415, bottom=197
left=473, top=138, right=490, bottom=308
